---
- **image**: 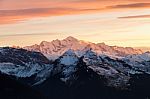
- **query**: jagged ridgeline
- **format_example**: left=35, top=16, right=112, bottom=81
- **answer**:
left=0, top=37, right=150, bottom=99
left=24, top=36, right=143, bottom=60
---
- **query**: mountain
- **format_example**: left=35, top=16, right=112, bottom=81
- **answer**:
left=35, top=49, right=150, bottom=99
left=51, top=49, right=149, bottom=88
left=0, top=47, right=53, bottom=85
left=0, top=39, right=150, bottom=99
left=52, top=49, right=79, bottom=82
left=0, top=46, right=149, bottom=88
left=24, top=36, right=143, bottom=60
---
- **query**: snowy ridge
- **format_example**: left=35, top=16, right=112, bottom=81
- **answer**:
left=124, top=51, right=150, bottom=62
left=0, top=47, right=53, bottom=85
left=122, top=52, right=150, bottom=74
left=52, top=49, right=79, bottom=82
left=52, top=49, right=150, bottom=88
left=24, top=36, right=143, bottom=60
left=60, top=49, right=78, bottom=66
left=0, top=46, right=150, bottom=88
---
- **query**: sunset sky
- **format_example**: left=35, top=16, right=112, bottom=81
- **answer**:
left=0, top=0, right=150, bottom=48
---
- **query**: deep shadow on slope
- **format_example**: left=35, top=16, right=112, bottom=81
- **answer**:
left=129, top=74, right=150, bottom=99
left=35, top=57, right=126, bottom=99
left=0, top=72, right=46, bottom=99
left=35, top=73, right=150, bottom=99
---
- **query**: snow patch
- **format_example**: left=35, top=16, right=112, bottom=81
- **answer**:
left=60, top=50, right=78, bottom=65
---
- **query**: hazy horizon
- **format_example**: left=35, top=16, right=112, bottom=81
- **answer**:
left=1, top=36, right=150, bottom=52
left=0, top=0, right=150, bottom=48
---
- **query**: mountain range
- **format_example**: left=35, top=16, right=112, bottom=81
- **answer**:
left=0, top=36, right=150, bottom=99
left=24, top=36, right=143, bottom=60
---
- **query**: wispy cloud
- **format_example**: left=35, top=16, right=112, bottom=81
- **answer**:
left=0, top=7, right=102, bottom=24
left=0, top=32, right=57, bottom=37
left=107, top=3, right=150, bottom=9
left=0, top=8, right=96, bottom=16
left=118, top=14, right=150, bottom=19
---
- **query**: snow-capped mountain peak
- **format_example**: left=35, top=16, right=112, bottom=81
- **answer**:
left=59, top=49, right=78, bottom=66
left=24, top=36, right=143, bottom=61
left=64, top=36, right=78, bottom=42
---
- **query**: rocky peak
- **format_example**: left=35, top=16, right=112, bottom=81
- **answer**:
left=64, top=36, right=78, bottom=42
left=59, top=49, right=78, bottom=66
left=40, top=41, right=50, bottom=46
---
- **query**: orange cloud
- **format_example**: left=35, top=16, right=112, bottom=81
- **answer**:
left=0, top=0, right=150, bottom=24
left=0, top=32, right=57, bottom=37
left=118, top=14, right=150, bottom=19
left=0, top=8, right=103, bottom=24
left=107, top=3, right=150, bottom=9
